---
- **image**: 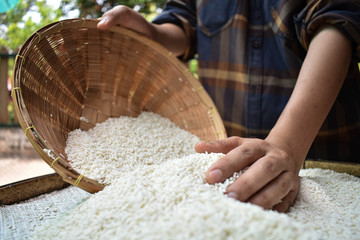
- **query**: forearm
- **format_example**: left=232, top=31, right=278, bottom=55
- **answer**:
left=267, top=26, right=352, bottom=167
left=151, top=23, right=186, bottom=56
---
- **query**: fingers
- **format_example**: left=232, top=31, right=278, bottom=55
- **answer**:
left=195, top=137, right=244, bottom=154
left=97, top=17, right=113, bottom=30
left=225, top=154, right=287, bottom=202
left=205, top=139, right=266, bottom=184
left=246, top=171, right=294, bottom=209
left=97, top=6, right=132, bottom=30
left=225, top=159, right=299, bottom=211
left=97, top=6, right=153, bottom=38
left=273, top=176, right=300, bottom=213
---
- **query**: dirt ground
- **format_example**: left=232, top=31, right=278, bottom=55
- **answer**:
left=0, top=128, right=54, bottom=186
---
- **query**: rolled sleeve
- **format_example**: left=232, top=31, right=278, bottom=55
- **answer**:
left=294, top=0, right=360, bottom=60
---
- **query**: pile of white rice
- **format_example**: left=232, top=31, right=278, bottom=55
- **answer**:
left=32, top=112, right=360, bottom=240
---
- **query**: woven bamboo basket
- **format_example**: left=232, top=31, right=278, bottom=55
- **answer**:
left=11, top=18, right=227, bottom=193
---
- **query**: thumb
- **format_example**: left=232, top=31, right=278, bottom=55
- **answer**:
left=195, top=137, right=243, bottom=154
left=97, top=6, right=131, bottom=30
left=97, top=17, right=112, bottom=30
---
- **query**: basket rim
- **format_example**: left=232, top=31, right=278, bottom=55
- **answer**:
left=11, top=18, right=227, bottom=193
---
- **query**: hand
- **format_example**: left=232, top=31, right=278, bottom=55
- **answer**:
left=97, top=6, right=186, bottom=56
left=97, top=5, right=155, bottom=39
left=195, top=136, right=301, bottom=212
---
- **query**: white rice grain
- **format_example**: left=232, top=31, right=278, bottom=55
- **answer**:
left=32, top=112, right=359, bottom=240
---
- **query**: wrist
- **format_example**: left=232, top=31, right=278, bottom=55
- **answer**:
left=265, top=131, right=308, bottom=170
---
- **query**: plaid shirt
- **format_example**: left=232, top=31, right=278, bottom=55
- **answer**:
left=153, top=0, right=360, bottom=163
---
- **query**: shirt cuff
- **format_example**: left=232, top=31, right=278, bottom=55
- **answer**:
left=294, top=1, right=360, bottom=61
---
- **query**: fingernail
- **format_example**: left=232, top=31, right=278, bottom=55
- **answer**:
left=98, top=18, right=107, bottom=25
left=226, top=192, right=238, bottom=199
left=209, top=169, right=223, bottom=182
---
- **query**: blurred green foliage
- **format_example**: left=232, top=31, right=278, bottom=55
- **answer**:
left=61, top=0, right=166, bottom=19
left=0, top=0, right=166, bottom=52
left=0, top=0, right=62, bottom=51
left=7, top=101, right=15, bottom=123
left=189, top=59, right=198, bottom=79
